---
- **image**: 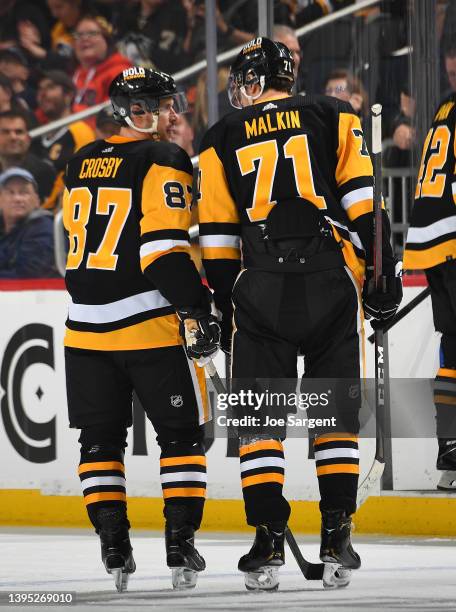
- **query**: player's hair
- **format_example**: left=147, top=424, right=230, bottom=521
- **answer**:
left=267, top=76, right=294, bottom=93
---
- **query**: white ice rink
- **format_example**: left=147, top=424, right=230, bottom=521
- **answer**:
left=1, top=529, right=456, bottom=611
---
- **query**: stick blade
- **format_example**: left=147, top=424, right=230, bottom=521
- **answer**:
left=357, top=459, right=385, bottom=509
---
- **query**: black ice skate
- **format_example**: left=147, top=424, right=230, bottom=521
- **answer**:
left=437, top=439, right=456, bottom=491
left=97, top=508, right=136, bottom=593
left=320, top=510, right=360, bottom=589
left=165, top=523, right=206, bottom=589
left=238, top=524, right=285, bottom=591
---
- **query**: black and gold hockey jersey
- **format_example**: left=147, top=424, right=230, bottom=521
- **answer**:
left=404, top=94, right=456, bottom=270
left=63, top=135, right=204, bottom=351
left=198, top=93, right=393, bottom=297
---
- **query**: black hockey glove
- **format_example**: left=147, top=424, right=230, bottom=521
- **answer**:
left=176, top=289, right=221, bottom=365
left=362, top=262, right=403, bottom=327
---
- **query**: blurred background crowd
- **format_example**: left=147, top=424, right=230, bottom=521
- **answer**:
left=0, top=0, right=453, bottom=278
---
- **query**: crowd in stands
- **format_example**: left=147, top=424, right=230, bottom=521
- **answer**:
left=0, top=0, right=454, bottom=278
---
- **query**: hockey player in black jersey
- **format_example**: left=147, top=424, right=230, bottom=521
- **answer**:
left=63, top=68, right=219, bottom=591
left=404, top=94, right=456, bottom=492
left=198, top=38, right=402, bottom=590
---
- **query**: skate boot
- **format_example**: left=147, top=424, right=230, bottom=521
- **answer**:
left=238, top=523, right=285, bottom=592
left=437, top=439, right=456, bottom=491
left=320, top=510, right=360, bottom=589
left=165, top=524, right=205, bottom=589
left=97, top=507, right=136, bottom=593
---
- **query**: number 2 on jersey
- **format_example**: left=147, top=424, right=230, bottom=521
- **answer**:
left=236, top=134, right=326, bottom=222
left=64, top=187, right=132, bottom=270
left=415, top=125, right=451, bottom=199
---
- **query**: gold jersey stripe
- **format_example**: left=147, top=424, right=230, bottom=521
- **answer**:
left=192, top=358, right=210, bottom=423
left=162, top=487, right=206, bottom=498
left=346, top=199, right=373, bottom=222
left=434, top=394, right=456, bottom=405
left=160, top=455, right=207, bottom=468
left=84, top=492, right=126, bottom=505
left=438, top=368, right=456, bottom=378
left=241, top=473, right=285, bottom=488
left=140, top=245, right=191, bottom=271
left=78, top=461, right=125, bottom=475
left=403, top=240, right=456, bottom=270
left=64, top=314, right=181, bottom=351
left=198, top=146, right=241, bottom=224
left=240, top=439, right=283, bottom=456
left=201, top=246, right=241, bottom=260
left=314, top=434, right=359, bottom=445
left=316, top=464, right=360, bottom=476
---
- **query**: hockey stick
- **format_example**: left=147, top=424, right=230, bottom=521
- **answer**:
left=204, top=358, right=324, bottom=580
left=367, top=286, right=430, bottom=343
left=357, top=104, right=388, bottom=508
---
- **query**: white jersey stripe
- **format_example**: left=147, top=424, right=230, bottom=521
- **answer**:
left=81, top=476, right=126, bottom=491
left=407, top=216, right=456, bottom=244
left=341, top=187, right=373, bottom=211
left=314, top=448, right=359, bottom=461
left=327, top=217, right=364, bottom=251
left=199, top=235, right=241, bottom=248
left=240, top=457, right=285, bottom=473
left=160, top=472, right=207, bottom=484
left=140, top=239, right=190, bottom=258
left=69, top=290, right=171, bottom=324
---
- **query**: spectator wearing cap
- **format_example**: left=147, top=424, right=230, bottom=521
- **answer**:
left=0, top=109, right=56, bottom=203
left=31, top=71, right=94, bottom=210
left=95, top=106, right=120, bottom=139
left=72, top=15, right=131, bottom=113
left=0, top=167, right=58, bottom=278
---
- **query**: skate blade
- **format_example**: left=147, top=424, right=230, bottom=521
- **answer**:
left=323, top=563, right=352, bottom=589
left=244, top=567, right=279, bottom=592
left=171, top=567, right=198, bottom=590
left=109, top=567, right=130, bottom=593
left=437, top=471, right=456, bottom=491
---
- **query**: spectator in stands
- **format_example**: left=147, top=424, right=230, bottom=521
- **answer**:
left=18, top=0, right=92, bottom=71
left=323, top=68, right=368, bottom=119
left=72, top=14, right=131, bottom=111
left=0, top=109, right=56, bottom=203
left=95, top=105, right=120, bottom=139
left=0, top=167, right=58, bottom=278
left=115, top=0, right=189, bottom=72
left=444, top=46, right=456, bottom=94
left=183, top=0, right=254, bottom=60
left=0, top=48, right=35, bottom=110
left=32, top=71, right=94, bottom=209
left=295, top=0, right=354, bottom=27
left=0, top=0, right=51, bottom=61
left=192, top=67, right=230, bottom=150
left=0, top=74, right=16, bottom=112
left=169, top=112, right=195, bottom=157
left=384, top=85, right=417, bottom=168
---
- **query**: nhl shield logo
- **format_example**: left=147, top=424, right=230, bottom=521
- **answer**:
left=171, top=395, right=183, bottom=408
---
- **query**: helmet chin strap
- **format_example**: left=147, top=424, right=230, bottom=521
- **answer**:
left=240, top=76, right=265, bottom=107
left=125, top=112, right=159, bottom=134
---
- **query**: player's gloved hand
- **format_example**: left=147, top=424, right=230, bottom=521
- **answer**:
left=217, top=303, right=233, bottom=356
left=362, top=261, right=403, bottom=327
left=176, top=289, right=221, bottom=366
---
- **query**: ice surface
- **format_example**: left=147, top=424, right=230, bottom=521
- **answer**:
left=1, top=528, right=455, bottom=611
